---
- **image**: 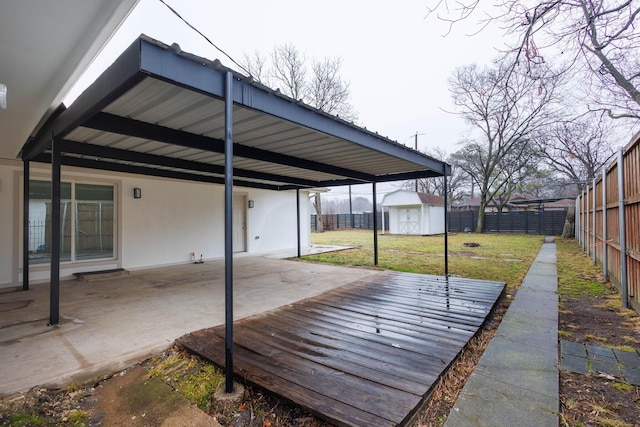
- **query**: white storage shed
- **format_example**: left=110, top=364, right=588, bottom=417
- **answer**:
left=381, top=190, right=445, bottom=235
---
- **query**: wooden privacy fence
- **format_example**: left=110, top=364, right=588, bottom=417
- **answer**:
left=576, top=132, right=640, bottom=312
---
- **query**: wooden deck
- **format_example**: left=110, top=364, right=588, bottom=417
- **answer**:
left=179, top=272, right=504, bottom=426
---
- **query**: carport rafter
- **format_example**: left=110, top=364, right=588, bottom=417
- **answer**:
left=56, top=140, right=321, bottom=188
left=30, top=152, right=285, bottom=191
left=82, top=112, right=376, bottom=184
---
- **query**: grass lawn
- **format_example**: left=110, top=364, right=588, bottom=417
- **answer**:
left=304, top=230, right=544, bottom=291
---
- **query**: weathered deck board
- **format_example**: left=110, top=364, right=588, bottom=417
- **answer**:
left=179, top=272, right=504, bottom=427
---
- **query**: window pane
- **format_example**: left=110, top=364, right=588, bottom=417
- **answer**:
left=28, top=180, right=71, bottom=264
left=75, top=183, right=114, bottom=260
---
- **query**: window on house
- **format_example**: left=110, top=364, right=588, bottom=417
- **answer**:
left=28, top=180, right=115, bottom=264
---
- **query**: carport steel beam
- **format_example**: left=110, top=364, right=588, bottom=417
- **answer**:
left=22, top=36, right=449, bottom=179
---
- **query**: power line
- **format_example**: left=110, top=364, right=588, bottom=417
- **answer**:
left=158, top=0, right=252, bottom=76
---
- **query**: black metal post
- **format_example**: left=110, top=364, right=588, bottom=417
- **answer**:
left=50, top=143, right=61, bottom=325
left=296, top=189, right=301, bottom=258
left=23, top=160, right=30, bottom=291
left=349, top=185, right=354, bottom=229
left=372, top=182, right=378, bottom=266
left=224, top=71, right=234, bottom=392
left=443, top=167, right=449, bottom=277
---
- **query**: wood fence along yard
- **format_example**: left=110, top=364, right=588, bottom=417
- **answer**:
left=576, top=131, right=640, bottom=312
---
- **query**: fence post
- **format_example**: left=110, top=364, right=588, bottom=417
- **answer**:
left=593, top=177, right=597, bottom=265
left=575, top=197, right=579, bottom=246
left=584, top=184, right=591, bottom=256
left=581, top=190, right=586, bottom=251
left=602, top=168, right=608, bottom=280
left=617, top=147, right=628, bottom=309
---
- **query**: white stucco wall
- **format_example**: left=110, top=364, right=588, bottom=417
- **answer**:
left=0, top=160, right=18, bottom=286
left=0, top=160, right=311, bottom=288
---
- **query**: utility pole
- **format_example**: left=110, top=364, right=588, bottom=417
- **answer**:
left=413, top=132, right=424, bottom=192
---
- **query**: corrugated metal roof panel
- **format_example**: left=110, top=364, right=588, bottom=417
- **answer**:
left=24, top=36, right=448, bottom=190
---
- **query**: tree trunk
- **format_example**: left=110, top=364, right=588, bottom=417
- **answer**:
left=476, top=198, right=487, bottom=233
left=314, top=193, right=324, bottom=233
left=562, top=205, right=575, bottom=238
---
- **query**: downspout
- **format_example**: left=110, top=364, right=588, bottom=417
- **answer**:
left=224, top=71, right=235, bottom=392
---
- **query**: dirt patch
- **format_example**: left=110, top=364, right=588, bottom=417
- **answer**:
left=89, top=365, right=214, bottom=426
left=560, top=296, right=640, bottom=348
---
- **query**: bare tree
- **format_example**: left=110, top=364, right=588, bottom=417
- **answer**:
left=426, top=0, right=640, bottom=124
left=448, top=58, right=560, bottom=231
left=308, top=57, right=357, bottom=121
left=242, top=50, right=267, bottom=81
left=536, top=113, right=616, bottom=192
left=400, top=147, right=470, bottom=207
left=243, top=44, right=358, bottom=121
left=270, top=44, right=307, bottom=100
left=244, top=45, right=359, bottom=232
left=311, top=193, right=324, bottom=233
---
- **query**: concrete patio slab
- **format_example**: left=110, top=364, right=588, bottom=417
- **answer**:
left=0, top=256, right=381, bottom=396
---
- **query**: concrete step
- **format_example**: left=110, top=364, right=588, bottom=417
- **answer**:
left=74, top=268, right=129, bottom=282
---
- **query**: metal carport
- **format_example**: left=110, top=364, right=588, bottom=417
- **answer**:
left=19, top=35, right=450, bottom=391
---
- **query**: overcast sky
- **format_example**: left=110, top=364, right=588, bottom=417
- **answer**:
left=65, top=0, right=506, bottom=201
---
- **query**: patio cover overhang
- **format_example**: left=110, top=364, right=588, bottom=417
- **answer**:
left=21, top=35, right=449, bottom=188
left=18, top=35, right=451, bottom=392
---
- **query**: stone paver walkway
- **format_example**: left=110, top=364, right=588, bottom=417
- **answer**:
left=560, top=340, right=640, bottom=385
left=444, top=237, right=559, bottom=427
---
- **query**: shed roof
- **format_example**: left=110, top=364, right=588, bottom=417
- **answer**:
left=21, top=35, right=450, bottom=190
left=381, top=189, right=444, bottom=207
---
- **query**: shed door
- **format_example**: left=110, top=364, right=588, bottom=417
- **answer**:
left=233, top=196, right=247, bottom=252
left=399, top=208, right=419, bottom=234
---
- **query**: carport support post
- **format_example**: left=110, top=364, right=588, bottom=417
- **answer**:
left=224, top=71, right=234, bottom=392
left=372, top=182, right=378, bottom=266
left=50, top=143, right=61, bottom=325
left=23, top=160, right=30, bottom=291
left=296, top=189, right=301, bottom=258
left=444, top=167, right=449, bottom=277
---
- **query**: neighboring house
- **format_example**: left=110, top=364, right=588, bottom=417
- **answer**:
left=0, top=2, right=449, bottom=296
left=452, top=195, right=573, bottom=213
left=381, top=190, right=444, bottom=235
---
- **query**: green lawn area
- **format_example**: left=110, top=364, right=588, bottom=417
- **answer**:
left=555, top=237, right=609, bottom=298
left=304, top=230, right=544, bottom=291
